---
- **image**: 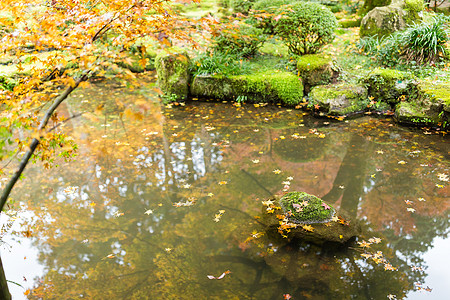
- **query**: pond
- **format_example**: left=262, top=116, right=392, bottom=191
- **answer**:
left=1, top=76, right=449, bottom=299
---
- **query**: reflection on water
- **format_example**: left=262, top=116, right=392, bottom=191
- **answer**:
left=1, top=76, right=449, bottom=299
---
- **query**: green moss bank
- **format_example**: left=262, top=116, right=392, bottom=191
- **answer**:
left=190, top=70, right=303, bottom=106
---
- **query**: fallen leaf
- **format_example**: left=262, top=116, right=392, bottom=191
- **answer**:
left=207, top=270, right=231, bottom=280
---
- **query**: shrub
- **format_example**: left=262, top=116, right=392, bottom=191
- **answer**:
left=358, top=15, right=450, bottom=66
left=189, top=51, right=251, bottom=76
left=212, top=23, right=266, bottom=57
left=274, top=1, right=337, bottom=55
left=252, top=0, right=296, bottom=33
left=400, top=15, right=449, bottom=64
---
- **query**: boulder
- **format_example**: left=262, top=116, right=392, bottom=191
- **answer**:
left=308, top=83, right=369, bottom=116
left=395, top=80, right=450, bottom=128
left=261, top=192, right=360, bottom=244
left=155, top=47, right=190, bottom=101
left=297, top=54, right=339, bottom=94
left=364, top=68, right=416, bottom=104
left=359, top=0, right=392, bottom=15
left=190, top=70, right=303, bottom=106
left=360, top=0, right=424, bottom=37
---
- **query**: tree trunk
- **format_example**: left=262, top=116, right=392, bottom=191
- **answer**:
left=0, top=256, right=11, bottom=300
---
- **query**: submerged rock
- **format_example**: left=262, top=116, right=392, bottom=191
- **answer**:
left=155, top=47, right=190, bottom=101
left=190, top=71, right=303, bottom=106
left=309, top=83, right=368, bottom=116
left=261, top=192, right=360, bottom=244
left=364, top=68, right=416, bottom=104
left=360, top=0, right=423, bottom=38
left=296, top=54, right=339, bottom=93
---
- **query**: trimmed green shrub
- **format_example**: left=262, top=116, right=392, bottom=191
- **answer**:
left=212, top=23, right=266, bottom=57
left=274, top=1, right=337, bottom=55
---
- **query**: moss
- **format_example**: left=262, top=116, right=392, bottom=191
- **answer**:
left=404, top=0, right=424, bottom=13
left=364, top=68, right=416, bottom=104
left=358, top=0, right=392, bottom=15
left=279, top=192, right=335, bottom=224
left=395, top=101, right=442, bottom=126
left=360, top=8, right=405, bottom=37
left=370, top=67, right=410, bottom=80
left=191, top=70, right=303, bottom=106
left=309, top=84, right=369, bottom=116
left=297, top=54, right=332, bottom=73
left=297, top=54, right=338, bottom=92
left=418, top=81, right=450, bottom=108
left=155, top=47, right=190, bottom=101
left=233, top=71, right=303, bottom=106
left=338, top=18, right=362, bottom=28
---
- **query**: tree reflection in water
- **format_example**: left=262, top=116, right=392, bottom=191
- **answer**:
left=4, top=79, right=448, bottom=299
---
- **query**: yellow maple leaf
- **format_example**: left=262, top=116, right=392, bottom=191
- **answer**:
left=302, top=224, right=314, bottom=232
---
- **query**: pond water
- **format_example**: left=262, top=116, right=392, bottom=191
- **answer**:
left=1, top=76, right=449, bottom=299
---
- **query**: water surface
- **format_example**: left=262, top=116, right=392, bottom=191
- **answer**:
left=1, top=77, right=449, bottom=299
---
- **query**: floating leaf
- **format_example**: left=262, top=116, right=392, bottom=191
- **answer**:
left=207, top=270, right=231, bottom=280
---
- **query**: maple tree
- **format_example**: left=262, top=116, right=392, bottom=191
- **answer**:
left=0, top=1, right=216, bottom=298
left=0, top=0, right=219, bottom=212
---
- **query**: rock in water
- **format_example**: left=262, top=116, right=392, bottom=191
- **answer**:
left=279, top=192, right=336, bottom=224
left=262, top=192, right=361, bottom=244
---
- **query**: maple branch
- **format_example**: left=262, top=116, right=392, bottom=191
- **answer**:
left=92, top=4, right=135, bottom=43
left=47, top=112, right=84, bottom=132
left=0, top=72, right=90, bottom=212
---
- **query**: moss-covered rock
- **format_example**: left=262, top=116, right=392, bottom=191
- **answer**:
left=395, top=80, right=450, bottom=128
left=360, top=0, right=424, bottom=37
left=190, top=70, right=303, bottom=106
left=297, top=54, right=339, bottom=93
left=309, top=83, right=369, bottom=116
left=338, top=17, right=362, bottom=28
left=419, top=81, right=450, bottom=112
left=280, top=192, right=336, bottom=224
left=364, top=68, right=416, bottom=104
left=155, top=47, right=190, bottom=101
left=261, top=192, right=361, bottom=244
left=359, top=0, right=392, bottom=15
